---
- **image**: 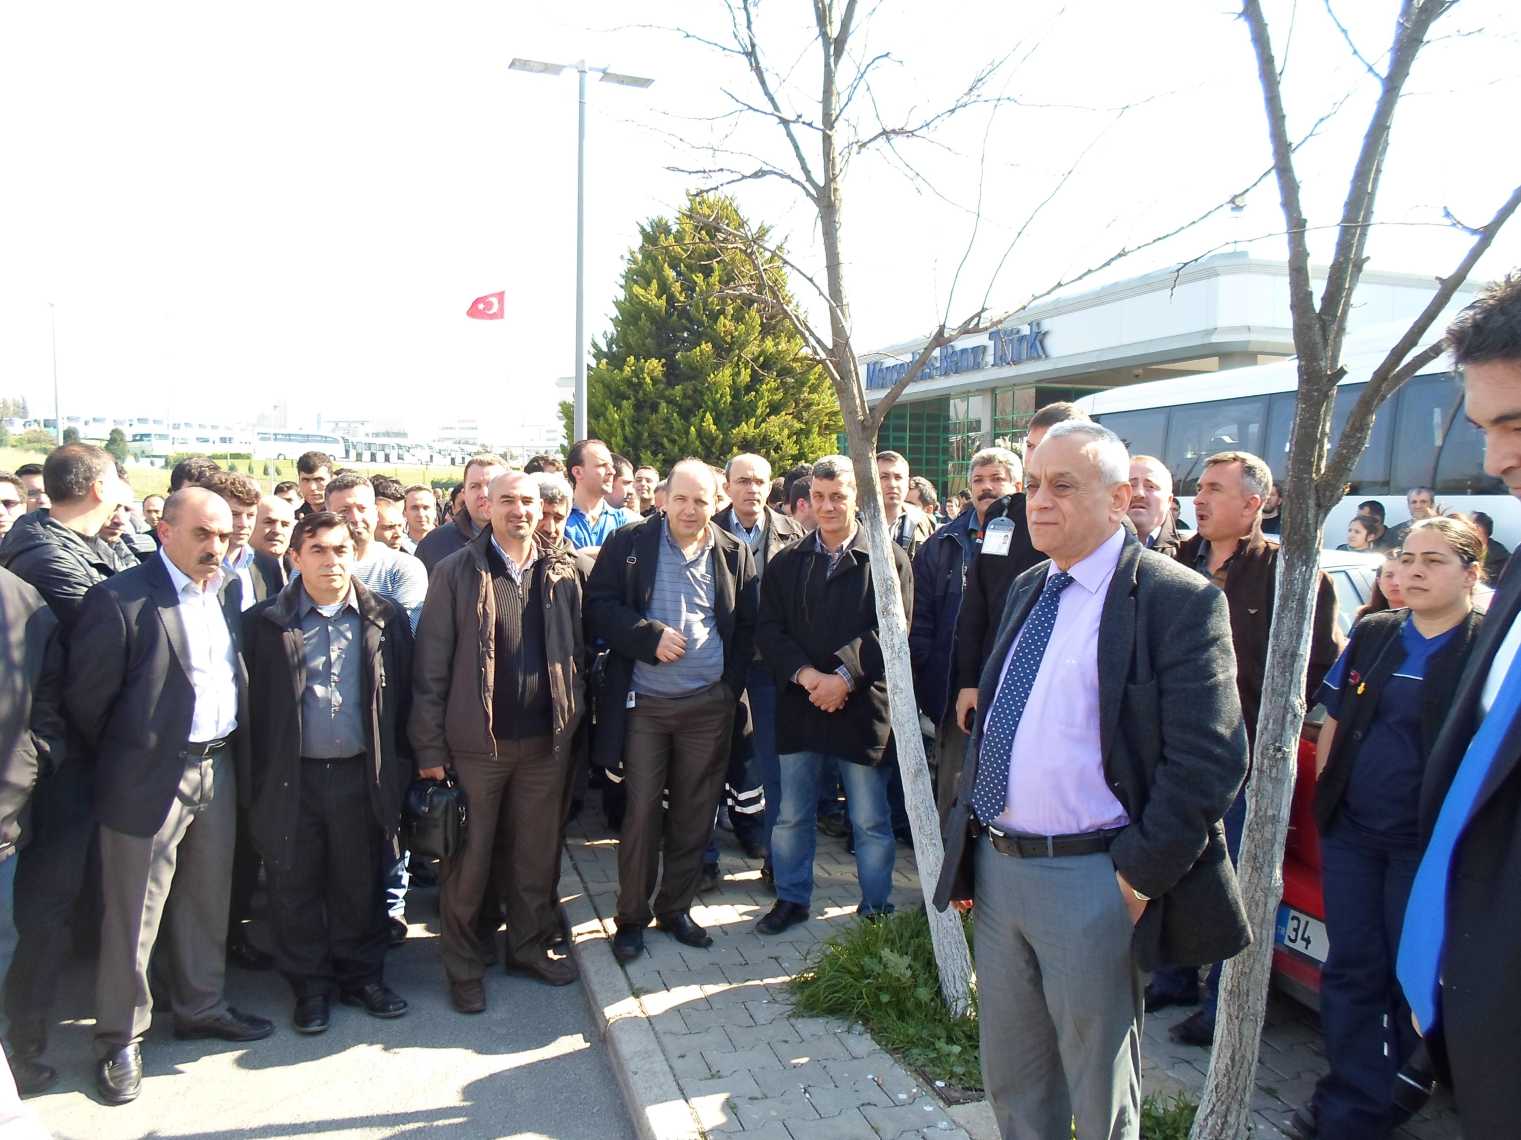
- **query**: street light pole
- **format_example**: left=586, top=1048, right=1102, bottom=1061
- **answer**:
left=508, top=56, right=653, bottom=446
left=49, top=302, right=62, bottom=444
left=575, top=62, right=588, bottom=443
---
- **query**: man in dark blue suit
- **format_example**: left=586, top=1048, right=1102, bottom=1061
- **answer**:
left=66, top=487, right=273, bottom=1105
left=1398, top=274, right=1521, bottom=1137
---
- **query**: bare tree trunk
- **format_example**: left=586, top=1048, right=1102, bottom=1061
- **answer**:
left=839, top=408, right=976, bottom=1016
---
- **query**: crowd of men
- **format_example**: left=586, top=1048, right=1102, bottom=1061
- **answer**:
left=1, top=279, right=1519, bottom=1137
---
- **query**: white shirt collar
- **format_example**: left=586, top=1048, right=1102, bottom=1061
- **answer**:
left=160, top=546, right=224, bottom=596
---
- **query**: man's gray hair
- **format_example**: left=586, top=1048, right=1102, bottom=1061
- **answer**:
left=811, top=454, right=856, bottom=483
left=1042, top=421, right=1130, bottom=485
left=724, top=453, right=772, bottom=481
left=536, top=473, right=572, bottom=506
left=970, top=446, right=1023, bottom=484
left=1203, top=450, right=1273, bottom=502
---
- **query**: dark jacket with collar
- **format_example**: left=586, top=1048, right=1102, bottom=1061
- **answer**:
left=64, top=554, right=252, bottom=838
left=756, top=527, right=914, bottom=767
left=0, top=508, right=117, bottom=634
left=713, top=504, right=805, bottom=572
left=0, top=567, right=65, bottom=861
left=952, top=493, right=1044, bottom=692
left=414, top=511, right=478, bottom=577
left=242, top=578, right=413, bottom=872
left=224, top=549, right=288, bottom=611
left=909, top=508, right=981, bottom=724
left=1313, top=608, right=1481, bottom=834
left=1410, top=566, right=1521, bottom=1127
left=585, top=515, right=758, bottom=768
left=411, top=529, right=587, bottom=772
left=1175, top=525, right=1341, bottom=744
left=1142, top=509, right=1183, bottom=559
left=933, top=534, right=1251, bottom=972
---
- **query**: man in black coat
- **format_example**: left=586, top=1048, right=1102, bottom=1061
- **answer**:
left=0, top=567, right=65, bottom=1097
left=933, top=423, right=1248, bottom=1140
left=585, top=461, right=757, bottom=963
left=66, top=487, right=273, bottom=1105
left=242, top=511, right=413, bottom=1033
left=0, top=443, right=126, bottom=1077
left=1396, top=276, right=1521, bottom=1136
left=753, top=456, right=914, bottom=936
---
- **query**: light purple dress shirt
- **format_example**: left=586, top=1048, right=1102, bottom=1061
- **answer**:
left=992, top=525, right=1131, bottom=836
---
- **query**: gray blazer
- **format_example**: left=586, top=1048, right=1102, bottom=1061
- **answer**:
left=933, top=532, right=1252, bottom=971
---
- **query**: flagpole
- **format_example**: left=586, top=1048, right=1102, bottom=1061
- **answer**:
left=49, top=302, right=62, bottom=445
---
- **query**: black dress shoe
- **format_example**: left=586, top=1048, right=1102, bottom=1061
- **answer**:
left=1168, top=1009, right=1215, bottom=1047
left=699, top=862, right=721, bottom=889
left=656, top=911, right=714, bottom=949
left=817, top=813, right=849, bottom=839
left=227, top=934, right=275, bottom=971
left=505, top=950, right=579, bottom=986
left=387, top=917, right=409, bottom=947
left=96, top=1043, right=141, bottom=1105
left=449, top=979, right=486, bottom=1014
left=611, top=924, right=645, bottom=963
left=340, top=982, right=408, bottom=1019
left=11, top=1056, right=57, bottom=1097
left=1144, top=982, right=1200, bottom=1014
left=756, top=900, right=810, bottom=935
left=173, top=1007, right=275, bottom=1042
left=293, top=995, right=331, bottom=1035
left=738, top=835, right=767, bottom=860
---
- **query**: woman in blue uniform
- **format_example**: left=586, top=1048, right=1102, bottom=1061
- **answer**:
left=1297, top=516, right=1485, bottom=1139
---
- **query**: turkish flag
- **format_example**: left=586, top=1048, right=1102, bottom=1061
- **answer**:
left=466, top=291, right=505, bottom=320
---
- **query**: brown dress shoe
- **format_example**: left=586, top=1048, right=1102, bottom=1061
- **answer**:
left=505, top=950, right=578, bottom=987
left=449, top=979, right=486, bottom=1014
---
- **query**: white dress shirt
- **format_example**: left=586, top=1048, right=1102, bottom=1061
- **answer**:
left=1481, top=606, right=1521, bottom=717
left=223, top=544, right=258, bottom=612
left=159, top=548, right=240, bottom=743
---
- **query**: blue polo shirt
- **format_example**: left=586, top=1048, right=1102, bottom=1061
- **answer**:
left=564, top=503, right=638, bottom=550
left=1320, top=615, right=1457, bottom=845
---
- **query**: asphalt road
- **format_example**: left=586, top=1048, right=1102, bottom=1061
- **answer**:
left=24, top=888, right=635, bottom=1140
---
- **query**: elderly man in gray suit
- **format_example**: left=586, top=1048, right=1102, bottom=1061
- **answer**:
left=934, top=421, right=1250, bottom=1140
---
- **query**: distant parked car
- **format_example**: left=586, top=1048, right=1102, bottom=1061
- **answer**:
left=1272, top=548, right=1383, bottom=1009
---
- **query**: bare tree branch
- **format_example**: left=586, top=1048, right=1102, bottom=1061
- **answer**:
left=865, top=309, right=986, bottom=433
left=1319, top=181, right=1521, bottom=500
left=668, top=163, right=818, bottom=197
left=728, top=0, right=824, bottom=195
left=1322, top=0, right=1386, bottom=80
left=1317, top=0, right=1455, bottom=368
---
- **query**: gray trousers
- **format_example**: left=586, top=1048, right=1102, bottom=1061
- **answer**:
left=95, top=747, right=235, bottom=1056
left=973, top=836, right=1142, bottom=1140
left=617, top=684, right=734, bottom=927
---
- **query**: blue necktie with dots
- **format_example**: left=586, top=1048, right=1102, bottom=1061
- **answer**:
left=972, top=571, right=1075, bottom=824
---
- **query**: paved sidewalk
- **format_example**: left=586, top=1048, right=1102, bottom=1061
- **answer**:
left=565, top=801, right=1461, bottom=1140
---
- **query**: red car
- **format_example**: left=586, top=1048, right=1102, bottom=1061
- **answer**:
left=1272, top=550, right=1383, bottom=1009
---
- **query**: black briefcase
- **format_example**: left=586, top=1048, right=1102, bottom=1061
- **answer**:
left=402, top=773, right=468, bottom=862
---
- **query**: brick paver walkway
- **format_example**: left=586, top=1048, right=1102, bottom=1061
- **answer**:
left=565, top=801, right=1460, bottom=1139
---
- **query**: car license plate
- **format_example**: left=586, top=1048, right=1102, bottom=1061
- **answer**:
left=1275, top=904, right=1328, bottom=964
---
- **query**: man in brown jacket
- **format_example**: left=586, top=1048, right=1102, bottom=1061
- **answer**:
left=1152, top=449, right=1341, bottom=1043
left=409, top=473, right=587, bottom=1012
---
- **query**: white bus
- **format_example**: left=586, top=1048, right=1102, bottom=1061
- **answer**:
left=252, top=431, right=347, bottom=462
left=129, top=427, right=253, bottom=461
left=1074, top=351, right=1521, bottom=549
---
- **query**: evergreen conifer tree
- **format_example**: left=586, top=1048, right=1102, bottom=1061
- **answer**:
left=584, top=192, right=840, bottom=471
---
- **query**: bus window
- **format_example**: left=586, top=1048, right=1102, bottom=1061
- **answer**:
left=1330, top=384, right=1393, bottom=493
left=1099, top=408, right=1168, bottom=461
left=1163, top=396, right=1267, bottom=493
left=1433, top=378, right=1504, bottom=494
left=1265, top=393, right=1295, bottom=483
left=1391, top=374, right=1452, bottom=492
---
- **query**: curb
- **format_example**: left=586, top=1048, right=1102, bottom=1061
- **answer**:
left=560, top=848, right=707, bottom=1140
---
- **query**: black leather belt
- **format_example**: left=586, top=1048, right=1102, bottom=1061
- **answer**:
left=186, top=738, right=230, bottom=759
left=978, top=823, right=1124, bottom=858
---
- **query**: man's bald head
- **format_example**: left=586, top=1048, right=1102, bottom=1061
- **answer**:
left=488, top=471, right=542, bottom=547
left=159, top=487, right=233, bottom=585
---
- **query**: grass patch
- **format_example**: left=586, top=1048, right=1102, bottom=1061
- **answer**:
left=791, top=907, right=982, bottom=1091
left=791, top=908, right=1199, bottom=1135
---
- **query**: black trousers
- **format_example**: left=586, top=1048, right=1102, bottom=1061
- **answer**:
left=5, top=760, right=95, bottom=1055
left=226, top=805, right=261, bottom=945
left=617, top=684, right=735, bottom=927
left=264, top=755, right=388, bottom=999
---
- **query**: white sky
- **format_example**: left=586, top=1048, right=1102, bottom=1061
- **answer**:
left=1, top=1, right=1517, bottom=441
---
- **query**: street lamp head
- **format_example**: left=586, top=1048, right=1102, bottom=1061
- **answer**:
left=600, top=70, right=654, bottom=88
left=509, top=57, right=567, bottom=75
